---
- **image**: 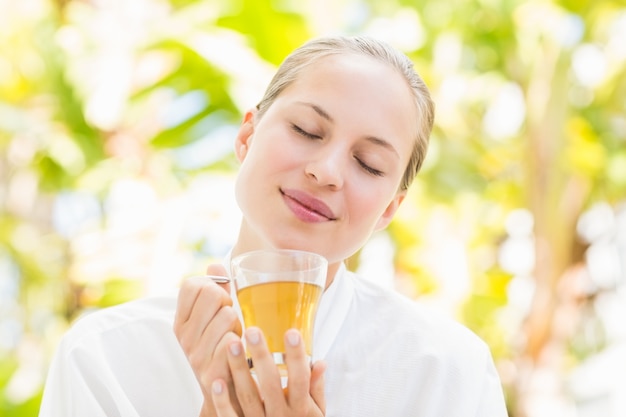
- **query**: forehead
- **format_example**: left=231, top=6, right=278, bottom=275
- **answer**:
left=294, top=52, right=409, bottom=95
left=280, top=54, right=418, bottom=153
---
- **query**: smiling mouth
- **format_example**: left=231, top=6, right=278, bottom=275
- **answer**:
left=280, top=189, right=337, bottom=222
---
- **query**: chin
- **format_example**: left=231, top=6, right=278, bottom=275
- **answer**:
left=266, top=235, right=323, bottom=255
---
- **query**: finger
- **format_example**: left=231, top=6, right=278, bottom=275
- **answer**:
left=211, top=379, right=240, bottom=417
left=175, top=277, right=233, bottom=336
left=199, top=332, right=242, bottom=416
left=206, top=264, right=232, bottom=295
left=284, top=329, right=311, bottom=412
left=198, top=306, right=243, bottom=362
left=227, top=339, right=265, bottom=416
left=196, top=331, right=238, bottom=387
left=310, top=360, right=327, bottom=413
left=206, top=263, right=228, bottom=276
left=174, top=274, right=231, bottom=329
left=174, top=277, right=205, bottom=328
left=245, top=327, right=284, bottom=409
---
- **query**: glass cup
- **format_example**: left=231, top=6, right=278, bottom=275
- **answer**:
left=230, top=249, right=327, bottom=379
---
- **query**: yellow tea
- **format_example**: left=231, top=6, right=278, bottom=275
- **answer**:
left=237, top=281, right=323, bottom=357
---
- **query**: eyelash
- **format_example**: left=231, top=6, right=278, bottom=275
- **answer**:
left=356, top=158, right=384, bottom=176
left=291, top=124, right=320, bottom=140
left=291, top=123, right=384, bottom=177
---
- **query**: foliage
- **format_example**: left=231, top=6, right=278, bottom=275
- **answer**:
left=1, top=0, right=625, bottom=416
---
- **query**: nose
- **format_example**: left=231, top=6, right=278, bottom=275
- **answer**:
left=305, top=147, right=345, bottom=189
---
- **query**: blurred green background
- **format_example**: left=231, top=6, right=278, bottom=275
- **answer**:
left=1, top=0, right=625, bottom=416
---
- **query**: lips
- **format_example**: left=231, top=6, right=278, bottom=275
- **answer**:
left=281, top=188, right=337, bottom=222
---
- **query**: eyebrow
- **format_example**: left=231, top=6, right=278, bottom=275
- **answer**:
left=296, top=101, right=333, bottom=122
left=295, top=101, right=400, bottom=159
left=364, top=135, right=400, bottom=159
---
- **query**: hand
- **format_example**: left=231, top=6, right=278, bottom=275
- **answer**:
left=211, top=327, right=326, bottom=417
left=173, top=264, right=243, bottom=416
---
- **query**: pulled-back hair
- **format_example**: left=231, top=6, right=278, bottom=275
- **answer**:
left=256, top=35, right=435, bottom=191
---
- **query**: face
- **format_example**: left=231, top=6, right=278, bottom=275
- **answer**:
left=233, top=53, right=417, bottom=269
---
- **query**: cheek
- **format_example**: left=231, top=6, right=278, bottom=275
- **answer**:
left=234, top=136, right=295, bottom=199
left=234, top=150, right=268, bottom=206
left=347, top=186, right=391, bottom=223
left=246, top=131, right=300, bottom=169
left=238, top=139, right=277, bottom=175
left=233, top=168, right=250, bottom=210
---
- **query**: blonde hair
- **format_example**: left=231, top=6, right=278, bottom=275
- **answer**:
left=256, top=35, right=435, bottom=191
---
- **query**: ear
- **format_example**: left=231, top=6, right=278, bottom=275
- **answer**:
left=235, top=109, right=256, bottom=162
left=374, top=191, right=406, bottom=232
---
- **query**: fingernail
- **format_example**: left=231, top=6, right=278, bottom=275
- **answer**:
left=212, top=380, right=223, bottom=395
left=286, top=330, right=300, bottom=347
left=246, top=328, right=261, bottom=345
left=229, top=341, right=242, bottom=356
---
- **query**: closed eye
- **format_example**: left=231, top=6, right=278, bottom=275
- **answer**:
left=355, top=157, right=384, bottom=176
left=291, top=124, right=321, bottom=140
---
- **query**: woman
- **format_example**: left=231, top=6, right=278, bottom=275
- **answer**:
left=39, top=36, right=508, bottom=417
